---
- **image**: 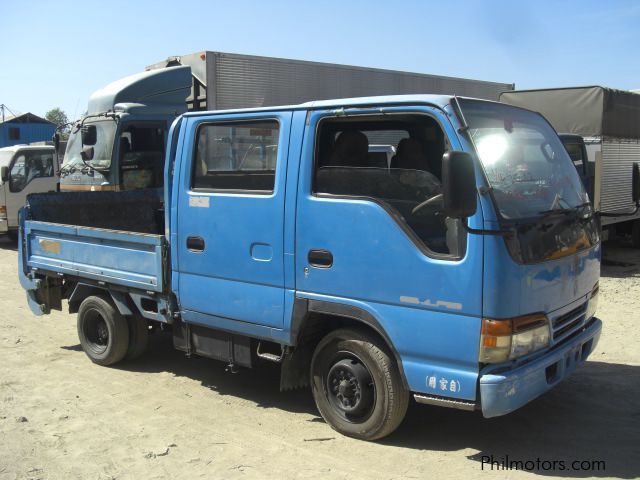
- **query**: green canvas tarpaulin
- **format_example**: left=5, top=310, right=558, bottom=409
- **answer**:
left=500, top=86, right=640, bottom=139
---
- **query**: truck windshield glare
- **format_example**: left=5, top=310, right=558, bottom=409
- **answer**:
left=63, top=120, right=116, bottom=170
left=460, top=99, right=589, bottom=220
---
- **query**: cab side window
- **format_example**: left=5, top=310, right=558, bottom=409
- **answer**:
left=9, top=151, right=54, bottom=192
left=314, top=115, right=464, bottom=256
left=193, top=120, right=279, bottom=193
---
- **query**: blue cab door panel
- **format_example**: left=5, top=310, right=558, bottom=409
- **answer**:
left=176, top=112, right=293, bottom=329
left=294, top=106, right=484, bottom=400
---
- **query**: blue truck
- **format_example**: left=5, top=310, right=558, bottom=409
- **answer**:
left=19, top=95, right=628, bottom=441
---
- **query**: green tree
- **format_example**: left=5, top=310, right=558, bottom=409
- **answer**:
left=45, top=107, right=70, bottom=137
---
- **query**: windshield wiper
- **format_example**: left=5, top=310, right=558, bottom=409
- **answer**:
left=538, top=201, right=592, bottom=217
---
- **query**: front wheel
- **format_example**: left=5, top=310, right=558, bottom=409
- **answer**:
left=310, top=328, right=409, bottom=441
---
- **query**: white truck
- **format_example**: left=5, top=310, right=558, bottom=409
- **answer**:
left=0, top=144, right=58, bottom=240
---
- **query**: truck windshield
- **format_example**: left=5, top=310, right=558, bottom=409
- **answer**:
left=459, top=99, right=589, bottom=220
left=62, top=120, right=116, bottom=170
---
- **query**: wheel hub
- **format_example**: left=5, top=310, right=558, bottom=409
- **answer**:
left=96, top=322, right=108, bottom=345
left=327, top=358, right=374, bottom=417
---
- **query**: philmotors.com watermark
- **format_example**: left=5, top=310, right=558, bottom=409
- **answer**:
left=480, top=454, right=606, bottom=472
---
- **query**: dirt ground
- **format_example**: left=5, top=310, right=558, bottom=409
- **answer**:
left=0, top=237, right=639, bottom=480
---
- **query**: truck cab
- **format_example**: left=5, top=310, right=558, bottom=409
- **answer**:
left=19, top=95, right=606, bottom=440
left=60, top=67, right=192, bottom=191
left=0, top=144, right=57, bottom=239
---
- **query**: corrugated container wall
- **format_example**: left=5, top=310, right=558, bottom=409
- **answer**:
left=201, top=51, right=513, bottom=110
left=601, top=139, right=640, bottom=213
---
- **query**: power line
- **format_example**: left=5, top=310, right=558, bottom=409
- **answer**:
left=0, top=104, right=19, bottom=123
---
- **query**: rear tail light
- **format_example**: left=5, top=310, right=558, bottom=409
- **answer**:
left=0, top=206, right=6, bottom=219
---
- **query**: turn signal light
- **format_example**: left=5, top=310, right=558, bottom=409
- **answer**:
left=480, top=314, right=550, bottom=363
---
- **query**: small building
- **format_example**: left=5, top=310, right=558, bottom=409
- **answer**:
left=0, top=113, right=56, bottom=148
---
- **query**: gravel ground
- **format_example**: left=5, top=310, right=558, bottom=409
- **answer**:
left=0, top=236, right=639, bottom=480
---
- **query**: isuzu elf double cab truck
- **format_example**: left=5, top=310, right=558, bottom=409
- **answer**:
left=20, top=95, right=629, bottom=440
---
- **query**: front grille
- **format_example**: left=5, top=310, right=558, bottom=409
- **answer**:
left=552, top=302, right=587, bottom=342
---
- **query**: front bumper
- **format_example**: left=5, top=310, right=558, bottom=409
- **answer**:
left=479, top=317, right=602, bottom=418
left=0, top=219, right=7, bottom=233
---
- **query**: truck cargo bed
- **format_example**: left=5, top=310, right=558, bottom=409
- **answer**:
left=23, top=220, right=165, bottom=292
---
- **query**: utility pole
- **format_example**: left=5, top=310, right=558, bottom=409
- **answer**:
left=0, top=104, right=18, bottom=123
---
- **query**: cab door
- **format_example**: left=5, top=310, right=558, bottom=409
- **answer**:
left=294, top=105, right=485, bottom=400
left=6, top=149, right=57, bottom=227
left=175, top=112, right=292, bottom=331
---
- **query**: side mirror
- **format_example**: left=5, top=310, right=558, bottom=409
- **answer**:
left=633, top=162, right=640, bottom=205
left=81, top=125, right=97, bottom=146
left=81, top=146, right=95, bottom=161
left=442, top=151, right=477, bottom=218
left=53, top=132, right=60, bottom=153
left=0, top=166, right=8, bottom=183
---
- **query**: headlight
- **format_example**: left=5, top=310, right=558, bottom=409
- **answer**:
left=586, top=283, right=599, bottom=320
left=480, top=314, right=550, bottom=363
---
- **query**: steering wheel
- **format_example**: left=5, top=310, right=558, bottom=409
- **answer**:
left=411, top=193, right=443, bottom=215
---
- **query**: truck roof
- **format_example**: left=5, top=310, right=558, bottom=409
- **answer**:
left=87, top=66, right=192, bottom=115
left=0, top=144, right=54, bottom=153
left=181, top=94, right=490, bottom=118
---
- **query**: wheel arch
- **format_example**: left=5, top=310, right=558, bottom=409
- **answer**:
left=281, top=298, right=410, bottom=391
left=68, top=283, right=135, bottom=317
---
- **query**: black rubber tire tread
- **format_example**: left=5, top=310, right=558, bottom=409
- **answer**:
left=632, top=220, right=640, bottom=248
left=77, top=295, right=129, bottom=366
left=6, top=230, right=18, bottom=243
left=310, top=327, right=409, bottom=441
left=126, top=314, right=149, bottom=360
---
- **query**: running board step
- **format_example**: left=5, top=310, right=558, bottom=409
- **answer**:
left=256, top=342, right=284, bottom=363
left=413, top=393, right=476, bottom=411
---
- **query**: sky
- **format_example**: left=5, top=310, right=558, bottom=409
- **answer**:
left=1, top=0, right=639, bottom=121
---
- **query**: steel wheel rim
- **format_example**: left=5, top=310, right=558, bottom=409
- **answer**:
left=324, top=351, right=376, bottom=423
left=83, top=308, right=109, bottom=355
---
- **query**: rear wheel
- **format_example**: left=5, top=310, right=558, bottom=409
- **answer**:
left=126, top=314, right=149, bottom=360
left=77, top=295, right=129, bottom=366
left=310, top=328, right=409, bottom=441
left=632, top=220, right=640, bottom=248
left=6, top=230, right=18, bottom=243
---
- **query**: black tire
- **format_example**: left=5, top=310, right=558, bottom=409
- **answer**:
left=77, top=295, right=129, bottom=366
left=126, top=314, right=149, bottom=360
left=632, top=220, right=640, bottom=248
left=310, top=328, right=409, bottom=441
left=6, top=230, right=18, bottom=243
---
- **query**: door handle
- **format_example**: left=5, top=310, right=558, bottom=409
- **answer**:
left=308, top=249, right=333, bottom=268
left=186, top=236, right=205, bottom=252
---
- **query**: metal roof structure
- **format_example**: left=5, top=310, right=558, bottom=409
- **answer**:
left=0, top=112, right=53, bottom=124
